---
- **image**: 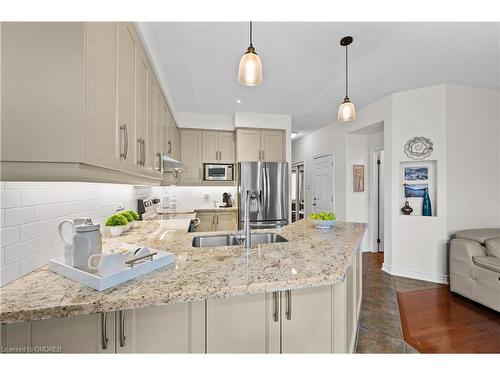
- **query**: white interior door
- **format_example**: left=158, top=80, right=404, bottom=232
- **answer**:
left=313, top=154, right=334, bottom=213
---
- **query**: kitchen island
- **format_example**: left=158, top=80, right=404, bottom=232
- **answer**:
left=0, top=219, right=366, bottom=353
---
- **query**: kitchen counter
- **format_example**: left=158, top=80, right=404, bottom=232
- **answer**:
left=0, top=219, right=366, bottom=324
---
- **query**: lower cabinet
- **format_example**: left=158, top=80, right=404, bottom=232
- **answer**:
left=195, top=210, right=238, bottom=232
left=206, top=293, right=280, bottom=353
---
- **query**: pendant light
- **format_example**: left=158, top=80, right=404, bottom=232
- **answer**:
left=338, top=36, right=356, bottom=122
left=238, top=22, right=263, bottom=86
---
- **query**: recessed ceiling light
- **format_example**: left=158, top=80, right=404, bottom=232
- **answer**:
left=291, top=132, right=299, bottom=139
left=236, top=99, right=242, bottom=104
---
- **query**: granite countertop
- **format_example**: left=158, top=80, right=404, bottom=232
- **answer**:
left=0, top=219, right=366, bottom=324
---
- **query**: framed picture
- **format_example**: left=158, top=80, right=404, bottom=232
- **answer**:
left=404, top=183, right=428, bottom=198
left=404, top=166, right=428, bottom=181
left=353, top=165, right=364, bottom=192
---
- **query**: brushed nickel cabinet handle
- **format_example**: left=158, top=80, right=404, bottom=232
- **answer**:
left=101, top=312, right=109, bottom=350
left=273, top=292, right=279, bottom=322
left=142, top=139, right=146, bottom=166
left=119, top=310, right=126, bottom=347
left=156, top=152, right=162, bottom=172
left=168, top=140, right=172, bottom=154
left=286, top=290, right=292, bottom=320
left=120, top=124, right=128, bottom=159
left=137, top=138, right=143, bottom=165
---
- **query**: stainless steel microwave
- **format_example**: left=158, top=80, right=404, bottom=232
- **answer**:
left=204, top=164, right=234, bottom=181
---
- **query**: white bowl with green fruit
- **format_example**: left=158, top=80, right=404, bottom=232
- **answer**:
left=308, top=212, right=336, bottom=229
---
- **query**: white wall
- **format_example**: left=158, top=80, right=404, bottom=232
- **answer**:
left=177, top=112, right=234, bottom=130
left=446, top=85, right=500, bottom=232
left=0, top=182, right=151, bottom=286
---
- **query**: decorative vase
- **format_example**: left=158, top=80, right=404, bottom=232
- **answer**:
left=422, top=188, right=432, bottom=216
left=401, top=200, right=413, bottom=215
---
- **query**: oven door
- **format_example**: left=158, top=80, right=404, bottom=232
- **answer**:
left=204, top=164, right=233, bottom=181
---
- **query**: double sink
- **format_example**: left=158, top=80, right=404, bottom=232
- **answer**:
left=192, top=232, right=288, bottom=248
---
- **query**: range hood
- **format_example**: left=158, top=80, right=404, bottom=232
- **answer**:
left=162, top=154, right=186, bottom=173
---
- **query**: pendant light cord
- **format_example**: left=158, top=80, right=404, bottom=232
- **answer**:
left=345, top=44, right=349, bottom=99
left=249, top=21, right=253, bottom=47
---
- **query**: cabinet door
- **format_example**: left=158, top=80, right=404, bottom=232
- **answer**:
left=281, top=286, right=333, bottom=353
left=202, top=131, right=219, bottom=163
left=147, top=72, right=160, bottom=174
left=261, top=130, right=285, bottom=162
left=135, top=46, right=148, bottom=169
left=161, top=101, right=169, bottom=157
left=116, top=304, right=189, bottom=353
left=155, top=83, right=163, bottom=171
left=180, top=129, right=202, bottom=184
left=85, top=22, right=119, bottom=169
left=236, top=129, right=261, bottom=162
left=1, top=322, right=31, bottom=351
left=116, top=22, right=137, bottom=170
left=218, top=132, right=235, bottom=163
left=31, top=313, right=115, bottom=353
left=195, top=212, right=215, bottom=232
left=173, top=125, right=181, bottom=161
left=206, top=293, right=279, bottom=353
left=215, top=212, right=237, bottom=231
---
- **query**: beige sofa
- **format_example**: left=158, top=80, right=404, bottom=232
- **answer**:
left=450, top=229, right=500, bottom=312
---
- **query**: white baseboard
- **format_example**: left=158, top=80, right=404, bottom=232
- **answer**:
left=382, top=262, right=449, bottom=284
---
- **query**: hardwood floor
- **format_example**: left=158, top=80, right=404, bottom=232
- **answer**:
left=397, top=287, right=500, bottom=353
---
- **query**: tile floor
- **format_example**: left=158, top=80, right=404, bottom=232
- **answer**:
left=355, top=252, right=440, bottom=353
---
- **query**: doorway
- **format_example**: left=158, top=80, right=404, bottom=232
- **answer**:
left=291, top=163, right=305, bottom=223
left=312, top=154, right=334, bottom=214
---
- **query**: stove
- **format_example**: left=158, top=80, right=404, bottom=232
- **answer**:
left=137, top=197, right=161, bottom=221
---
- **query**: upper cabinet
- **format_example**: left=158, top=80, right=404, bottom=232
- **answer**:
left=202, top=131, right=235, bottom=164
left=180, top=129, right=203, bottom=184
left=236, top=128, right=285, bottom=162
left=0, top=22, right=177, bottom=184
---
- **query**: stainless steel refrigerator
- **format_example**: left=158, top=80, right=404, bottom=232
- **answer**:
left=238, top=161, right=289, bottom=229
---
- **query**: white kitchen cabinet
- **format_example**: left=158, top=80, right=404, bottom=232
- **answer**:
left=135, top=44, right=149, bottom=171
left=30, top=313, right=115, bottom=353
left=116, top=22, right=138, bottom=171
left=281, top=286, right=333, bottom=353
left=202, top=131, right=235, bottom=164
left=236, top=128, right=285, bottom=162
left=180, top=129, right=203, bottom=184
left=147, top=72, right=160, bottom=174
left=194, top=210, right=237, bottom=232
left=206, top=293, right=280, bottom=353
left=116, top=304, right=190, bottom=353
left=0, top=22, right=168, bottom=184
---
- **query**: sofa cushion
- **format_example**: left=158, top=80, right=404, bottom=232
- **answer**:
left=473, top=256, right=500, bottom=273
left=455, top=228, right=500, bottom=244
left=485, top=238, right=500, bottom=258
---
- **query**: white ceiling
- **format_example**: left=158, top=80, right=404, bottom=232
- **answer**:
left=140, top=22, right=500, bottom=134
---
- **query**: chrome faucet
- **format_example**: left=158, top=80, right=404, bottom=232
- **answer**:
left=241, top=189, right=260, bottom=249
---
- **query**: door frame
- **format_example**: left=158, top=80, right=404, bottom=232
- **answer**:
left=369, top=148, right=384, bottom=253
left=312, top=153, right=335, bottom=214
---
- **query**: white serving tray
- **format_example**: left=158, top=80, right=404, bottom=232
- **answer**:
left=48, top=250, right=175, bottom=291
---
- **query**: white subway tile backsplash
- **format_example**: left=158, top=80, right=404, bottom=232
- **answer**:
left=4, top=240, right=34, bottom=264
left=1, top=190, right=21, bottom=209
left=5, top=206, right=35, bottom=227
left=19, top=244, right=64, bottom=276
left=0, top=182, right=149, bottom=285
left=1, top=226, right=21, bottom=247
left=34, top=232, right=63, bottom=254
left=1, top=262, right=20, bottom=286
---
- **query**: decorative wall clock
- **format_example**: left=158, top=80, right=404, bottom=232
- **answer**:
left=404, top=136, right=433, bottom=160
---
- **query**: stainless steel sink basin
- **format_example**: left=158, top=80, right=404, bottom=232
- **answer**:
left=192, top=232, right=288, bottom=248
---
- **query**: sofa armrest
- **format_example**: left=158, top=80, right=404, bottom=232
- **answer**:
left=450, top=238, right=487, bottom=263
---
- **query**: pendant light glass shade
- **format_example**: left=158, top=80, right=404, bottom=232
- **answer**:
left=338, top=97, right=356, bottom=122
left=238, top=22, right=262, bottom=86
left=238, top=47, right=263, bottom=86
left=338, top=36, right=356, bottom=122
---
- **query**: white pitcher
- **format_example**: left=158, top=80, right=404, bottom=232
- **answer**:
left=58, top=218, right=98, bottom=267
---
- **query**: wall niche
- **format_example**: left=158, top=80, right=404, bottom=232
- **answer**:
left=399, top=160, right=437, bottom=217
